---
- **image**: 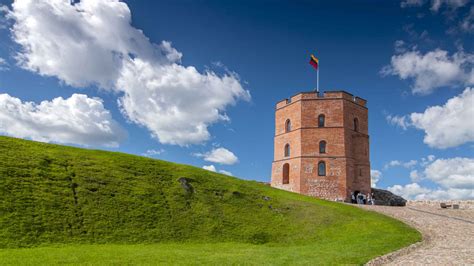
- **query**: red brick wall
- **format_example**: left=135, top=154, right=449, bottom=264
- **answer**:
left=271, top=91, right=370, bottom=201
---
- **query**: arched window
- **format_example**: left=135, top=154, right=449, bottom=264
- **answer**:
left=319, top=141, right=326, bottom=153
left=318, top=161, right=326, bottom=176
left=284, top=144, right=290, bottom=157
left=318, top=114, right=325, bottom=127
left=354, top=118, right=359, bottom=132
left=282, top=163, right=289, bottom=184
left=285, top=119, right=291, bottom=133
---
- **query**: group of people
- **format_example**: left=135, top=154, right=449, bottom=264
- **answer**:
left=351, top=191, right=375, bottom=205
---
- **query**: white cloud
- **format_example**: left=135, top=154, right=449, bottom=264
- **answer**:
left=410, top=88, right=474, bottom=148
left=388, top=183, right=473, bottom=200
left=142, top=149, right=165, bottom=157
left=194, top=147, right=239, bottom=165
left=424, top=157, right=474, bottom=189
left=381, top=49, right=474, bottom=94
left=386, top=88, right=474, bottom=149
left=370, top=169, right=382, bottom=187
left=384, top=159, right=418, bottom=169
left=0, top=93, right=125, bottom=147
left=9, top=0, right=161, bottom=89
left=202, top=165, right=233, bottom=176
left=117, top=59, right=250, bottom=146
left=389, top=156, right=474, bottom=200
left=219, top=170, right=233, bottom=176
left=202, top=165, right=216, bottom=172
left=8, top=0, right=250, bottom=146
left=388, top=183, right=432, bottom=199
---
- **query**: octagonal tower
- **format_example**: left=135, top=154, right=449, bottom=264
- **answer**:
left=270, top=90, right=371, bottom=201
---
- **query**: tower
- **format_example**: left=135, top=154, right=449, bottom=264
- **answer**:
left=270, top=90, right=371, bottom=201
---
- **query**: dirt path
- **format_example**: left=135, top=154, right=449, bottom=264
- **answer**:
left=359, top=203, right=474, bottom=265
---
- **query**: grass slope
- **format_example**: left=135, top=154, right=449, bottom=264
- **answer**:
left=0, top=136, right=420, bottom=264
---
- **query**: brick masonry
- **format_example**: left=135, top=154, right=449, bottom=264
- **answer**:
left=271, top=90, right=371, bottom=201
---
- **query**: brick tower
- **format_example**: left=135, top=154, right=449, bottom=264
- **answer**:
left=270, top=90, right=371, bottom=201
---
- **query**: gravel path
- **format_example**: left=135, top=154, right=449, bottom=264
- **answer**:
left=359, top=203, right=474, bottom=265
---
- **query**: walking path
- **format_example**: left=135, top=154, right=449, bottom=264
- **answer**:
left=359, top=202, right=474, bottom=265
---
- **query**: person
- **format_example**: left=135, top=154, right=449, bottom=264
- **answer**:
left=357, top=193, right=364, bottom=204
left=351, top=192, right=355, bottom=204
left=362, top=193, right=367, bottom=204
left=370, top=193, right=375, bottom=205
left=367, top=193, right=372, bottom=205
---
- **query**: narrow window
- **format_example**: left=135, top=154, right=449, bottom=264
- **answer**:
left=354, top=118, right=359, bottom=132
left=359, top=168, right=362, bottom=176
left=282, top=163, right=290, bottom=184
left=318, top=161, right=326, bottom=176
left=319, top=141, right=326, bottom=154
left=285, top=119, right=291, bottom=133
left=284, top=144, right=290, bottom=157
left=318, top=114, right=325, bottom=127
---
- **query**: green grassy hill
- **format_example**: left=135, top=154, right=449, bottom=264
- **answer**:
left=0, top=136, right=420, bottom=264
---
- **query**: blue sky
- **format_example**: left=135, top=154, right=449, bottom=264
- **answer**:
left=0, top=0, right=472, bottom=199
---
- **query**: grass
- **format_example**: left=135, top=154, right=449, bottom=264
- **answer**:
left=0, top=136, right=421, bottom=264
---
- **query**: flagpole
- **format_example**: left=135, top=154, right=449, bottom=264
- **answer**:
left=317, top=68, right=319, bottom=92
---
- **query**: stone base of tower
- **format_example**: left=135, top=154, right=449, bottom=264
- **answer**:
left=271, top=158, right=371, bottom=202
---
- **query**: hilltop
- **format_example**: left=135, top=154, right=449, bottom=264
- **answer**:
left=0, top=136, right=420, bottom=264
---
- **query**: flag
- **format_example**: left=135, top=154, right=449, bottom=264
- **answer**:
left=309, top=54, right=319, bottom=70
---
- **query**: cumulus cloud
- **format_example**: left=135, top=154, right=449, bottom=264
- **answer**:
left=117, top=59, right=249, bottom=146
left=202, top=165, right=217, bottom=172
left=386, top=88, right=474, bottom=148
left=424, top=157, right=474, bottom=189
left=381, top=49, right=474, bottom=94
left=8, top=0, right=250, bottom=146
left=202, top=164, right=233, bottom=176
left=370, top=169, right=382, bottom=187
left=411, top=88, right=474, bottom=148
left=0, top=93, right=125, bottom=147
left=388, top=183, right=431, bottom=199
left=194, top=147, right=239, bottom=165
left=389, top=156, right=474, bottom=200
left=388, top=183, right=473, bottom=200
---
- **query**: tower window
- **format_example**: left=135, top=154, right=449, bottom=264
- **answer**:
left=319, top=141, right=326, bottom=153
left=282, top=163, right=289, bottom=184
left=354, top=118, right=359, bottom=132
left=284, top=144, right=290, bottom=157
left=318, top=161, right=326, bottom=176
left=359, top=168, right=362, bottom=176
left=285, top=119, right=291, bottom=133
left=318, top=114, right=325, bottom=127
